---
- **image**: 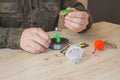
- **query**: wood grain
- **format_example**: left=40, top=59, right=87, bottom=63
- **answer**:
left=0, top=22, right=120, bottom=80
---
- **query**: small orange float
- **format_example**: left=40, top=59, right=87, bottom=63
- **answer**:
left=94, top=40, right=105, bottom=50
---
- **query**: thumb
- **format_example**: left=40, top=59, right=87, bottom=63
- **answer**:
left=66, top=7, right=77, bottom=12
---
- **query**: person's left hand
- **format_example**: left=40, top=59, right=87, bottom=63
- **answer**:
left=64, top=8, right=89, bottom=32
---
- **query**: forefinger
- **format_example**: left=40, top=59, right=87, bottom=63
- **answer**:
left=37, top=28, right=51, bottom=43
left=67, top=11, right=89, bottom=19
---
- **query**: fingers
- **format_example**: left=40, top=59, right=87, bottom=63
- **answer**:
left=65, top=16, right=88, bottom=25
left=20, top=28, right=51, bottom=54
left=37, top=28, right=51, bottom=44
left=64, top=20, right=87, bottom=32
left=33, top=33, right=50, bottom=48
left=68, top=11, right=89, bottom=19
left=24, top=40, right=45, bottom=54
left=66, top=7, right=77, bottom=12
left=64, top=11, right=89, bottom=32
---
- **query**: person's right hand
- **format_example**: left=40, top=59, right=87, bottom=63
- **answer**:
left=20, top=28, right=51, bottom=54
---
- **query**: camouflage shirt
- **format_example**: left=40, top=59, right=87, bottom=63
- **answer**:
left=0, top=0, right=92, bottom=49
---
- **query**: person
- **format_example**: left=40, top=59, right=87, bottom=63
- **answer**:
left=0, top=0, right=92, bottom=54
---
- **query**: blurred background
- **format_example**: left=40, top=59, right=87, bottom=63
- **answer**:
left=78, top=0, right=120, bottom=24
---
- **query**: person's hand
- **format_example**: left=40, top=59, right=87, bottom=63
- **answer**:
left=64, top=8, right=89, bottom=32
left=20, top=28, right=51, bottom=54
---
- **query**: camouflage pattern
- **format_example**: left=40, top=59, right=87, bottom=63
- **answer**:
left=0, top=0, right=92, bottom=49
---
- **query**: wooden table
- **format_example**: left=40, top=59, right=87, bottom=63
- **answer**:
left=0, top=22, right=120, bottom=80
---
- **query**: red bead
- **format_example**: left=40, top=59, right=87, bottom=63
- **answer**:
left=94, top=40, right=105, bottom=50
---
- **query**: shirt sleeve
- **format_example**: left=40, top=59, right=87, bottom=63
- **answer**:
left=0, top=27, right=24, bottom=49
left=61, top=0, right=86, bottom=11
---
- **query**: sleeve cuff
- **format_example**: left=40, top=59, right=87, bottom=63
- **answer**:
left=7, top=28, right=25, bottom=49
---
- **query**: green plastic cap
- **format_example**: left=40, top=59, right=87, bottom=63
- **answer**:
left=60, top=9, right=71, bottom=15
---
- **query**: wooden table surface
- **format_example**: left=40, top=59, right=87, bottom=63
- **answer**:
left=0, top=22, right=120, bottom=80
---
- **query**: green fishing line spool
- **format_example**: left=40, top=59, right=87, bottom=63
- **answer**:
left=50, top=37, right=69, bottom=50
